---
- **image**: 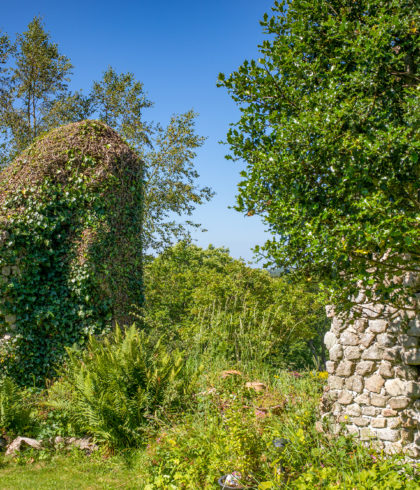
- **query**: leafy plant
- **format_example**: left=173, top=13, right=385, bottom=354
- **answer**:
left=48, top=325, right=199, bottom=448
left=0, top=377, right=32, bottom=436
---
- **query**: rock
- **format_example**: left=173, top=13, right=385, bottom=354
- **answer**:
left=370, top=394, right=389, bottom=407
left=245, top=382, right=266, bottom=392
left=346, top=403, right=361, bottom=416
left=345, top=375, right=364, bottom=393
left=324, top=331, right=338, bottom=350
left=387, top=417, right=401, bottom=429
left=407, top=318, right=420, bottom=337
left=360, top=428, right=375, bottom=441
left=361, top=345, right=384, bottom=361
left=221, top=370, right=242, bottom=378
left=371, top=418, right=386, bottom=428
left=340, top=332, right=359, bottom=346
left=337, top=390, right=353, bottom=405
left=325, top=361, right=336, bottom=374
left=352, top=417, right=370, bottom=427
left=384, top=379, right=406, bottom=397
left=400, top=335, right=418, bottom=349
left=369, top=319, right=388, bottom=333
left=356, top=361, right=375, bottom=376
left=362, top=406, right=378, bottom=417
left=388, top=397, right=411, bottom=410
left=378, top=361, right=394, bottom=378
left=405, top=381, right=420, bottom=399
left=403, top=349, right=420, bottom=365
left=344, top=346, right=361, bottom=360
left=329, top=344, right=343, bottom=361
left=6, top=437, right=42, bottom=456
left=377, top=429, right=400, bottom=442
left=365, top=374, right=385, bottom=394
left=355, top=394, right=370, bottom=405
left=376, top=334, right=394, bottom=347
left=336, top=360, right=354, bottom=377
left=382, top=409, right=398, bottom=417
left=328, top=375, right=344, bottom=390
left=360, top=332, right=375, bottom=348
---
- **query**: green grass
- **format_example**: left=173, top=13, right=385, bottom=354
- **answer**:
left=0, top=451, right=148, bottom=489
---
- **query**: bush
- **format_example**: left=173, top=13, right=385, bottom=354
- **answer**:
left=47, top=325, right=199, bottom=448
left=0, top=377, right=33, bottom=436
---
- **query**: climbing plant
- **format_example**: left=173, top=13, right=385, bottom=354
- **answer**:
left=0, top=120, right=143, bottom=385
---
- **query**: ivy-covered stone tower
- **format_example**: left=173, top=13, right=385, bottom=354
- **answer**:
left=0, top=120, right=144, bottom=384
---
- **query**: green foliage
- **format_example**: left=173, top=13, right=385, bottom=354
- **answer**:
left=218, top=0, right=420, bottom=310
left=47, top=325, right=199, bottom=448
left=0, top=18, right=212, bottom=251
left=0, top=377, right=32, bottom=436
left=0, top=121, right=143, bottom=385
left=0, top=17, right=72, bottom=162
left=143, top=242, right=328, bottom=369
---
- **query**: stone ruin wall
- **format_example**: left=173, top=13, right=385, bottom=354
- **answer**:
left=322, top=290, right=420, bottom=459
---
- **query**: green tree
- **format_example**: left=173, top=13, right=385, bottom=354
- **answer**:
left=0, top=31, right=11, bottom=165
left=219, top=0, right=419, bottom=310
left=0, top=17, right=72, bottom=161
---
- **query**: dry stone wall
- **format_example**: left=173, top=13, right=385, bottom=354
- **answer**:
left=322, top=294, right=420, bottom=459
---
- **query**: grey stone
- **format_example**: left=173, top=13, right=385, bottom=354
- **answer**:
left=360, top=332, right=375, bottom=348
left=371, top=418, right=386, bottom=428
left=325, top=361, right=336, bottom=374
left=5, top=437, right=42, bottom=456
left=345, top=375, right=364, bottom=393
left=394, top=365, right=418, bottom=380
left=336, top=360, right=354, bottom=377
left=355, top=394, right=370, bottom=405
left=352, top=417, right=370, bottom=427
left=370, top=394, right=389, bottom=407
left=376, top=334, right=395, bottom=348
left=346, top=403, right=361, bottom=416
left=403, top=349, right=420, bottom=365
left=407, top=318, right=420, bottom=337
left=382, top=409, right=398, bottom=417
left=383, top=346, right=401, bottom=362
left=400, top=335, right=418, bottom=348
left=337, top=390, right=354, bottom=405
left=354, top=318, right=368, bottom=333
left=369, top=319, right=388, bottom=333
left=360, top=428, right=376, bottom=440
left=387, top=417, right=401, bottom=429
left=384, top=379, right=406, bottom=397
left=340, top=332, right=359, bottom=346
left=378, top=361, right=394, bottom=378
left=356, top=361, right=375, bottom=376
left=344, top=346, right=361, bottom=360
left=328, top=376, right=344, bottom=390
left=377, top=429, right=400, bottom=442
left=365, top=374, right=385, bottom=394
left=405, top=381, right=420, bottom=399
left=362, top=406, right=379, bottom=416
left=362, top=345, right=384, bottom=361
left=324, top=331, right=338, bottom=350
left=388, top=397, right=411, bottom=410
left=329, top=344, right=343, bottom=361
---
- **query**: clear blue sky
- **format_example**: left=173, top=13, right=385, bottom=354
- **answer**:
left=1, top=0, right=275, bottom=263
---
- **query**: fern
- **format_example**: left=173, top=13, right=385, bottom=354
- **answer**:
left=0, top=377, right=32, bottom=435
left=47, top=324, right=199, bottom=447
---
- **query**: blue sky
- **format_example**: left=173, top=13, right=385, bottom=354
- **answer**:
left=1, top=0, right=275, bottom=263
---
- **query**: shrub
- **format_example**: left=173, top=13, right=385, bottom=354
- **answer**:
left=47, top=325, right=199, bottom=448
left=0, top=377, right=32, bottom=436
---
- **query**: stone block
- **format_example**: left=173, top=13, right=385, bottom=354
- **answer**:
left=329, top=344, right=343, bottom=361
left=346, top=425, right=359, bottom=436
left=344, top=346, right=361, bottom=360
left=384, top=379, right=405, bottom=397
left=325, top=361, right=336, bottom=374
left=355, top=393, right=370, bottom=405
left=377, top=429, right=400, bottom=442
left=356, top=361, right=375, bottom=376
left=382, top=409, right=398, bottom=417
left=370, top=394, right=389, bottom=407
left=405, top=381, right=420, bottom=399
left=352, top=417, right=370, bottom=427
left=362, top=406, right=379, bottom=416
left=394, top=365, right=418, bottom=380
left=337, top=390, right=354, bottom=405
left=340, top=332, right=359, bottom=346
left=387, top=417, right=401, bottom=429
left=383, top=347, right=401, bottom=362
left=345, top=375, right=364, bottom=393
left=360, top=428, right=376, bottom=441
left=324, top=331, right=338, bottom=350
left=371, top=418, right=386, bottom=428
left=365, top=374, right=385, bottom=394
left=376, top=334, right=395, bottom=348
left=369, top=319, right=388, bottom=333
left=360, top=332, right=375, bottom=348
left=346, top=403, right=361, bottom=417
left=354, top=318, right=368, bottom=333
left=407, top=318, right=420, bottom=337
left=328, top=376, right=344, bottom=390
left=388, top=397, right=411, bottom=410
left=401, top=429, right=414, bottom=443
left=400, top=335, right=418, bottom=349
left=362, top=345, right=384, bottom=361
left=403, top=349, right=420, bottom=365
left=378, top=361, right=394, bottom=378
left=336, top=360, right=354, bottom=377
left=325, top=305, right=335, bottom=318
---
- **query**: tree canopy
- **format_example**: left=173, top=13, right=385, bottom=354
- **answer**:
left=0, top=19, right=212, bottom=252
left=219, top=0, right=419, bottom=310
